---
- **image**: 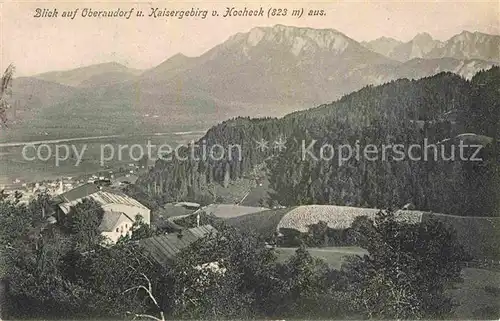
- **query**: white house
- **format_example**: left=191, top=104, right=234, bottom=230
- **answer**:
left=99, top=210, right=135, bottom=243
left=56, top=184, right=150, bottom=244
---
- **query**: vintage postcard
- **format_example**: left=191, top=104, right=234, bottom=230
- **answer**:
left=0, top=0, right=499, bottom=320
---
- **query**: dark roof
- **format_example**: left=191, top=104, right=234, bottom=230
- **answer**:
left=139, top=225, right=217, bottom=266
left=153, top=217, right=183, bottom=232
left=59, top=183, right=99, bottom=202
left=58, top=190, right=149, bottom=214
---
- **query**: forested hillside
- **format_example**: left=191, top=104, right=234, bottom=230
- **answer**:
left=138, top=67, right=499, bottom=217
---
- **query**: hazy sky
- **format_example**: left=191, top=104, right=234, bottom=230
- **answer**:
left=1, top=0, right=498, bottom=76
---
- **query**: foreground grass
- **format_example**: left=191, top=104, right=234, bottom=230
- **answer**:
left=277, top=246, right=500, bottom=320
left=449, top=267, right=500, bottom=319
left=275, top=246, right=367, bottom=270
left=423, top=213, right=500, bottom=260
left=226, top=207, right=294, bottom=240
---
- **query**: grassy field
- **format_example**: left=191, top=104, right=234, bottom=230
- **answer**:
left=228, top=206, right=500, bottom=319
left=203, top=204, right=269, bottom=219
left=277, top=246, right=500, bottom=319
left=0, top=132, right=202, bottom=186
left=192, top=166, right=272, bottom=207
left=423, top=213, right=500, bottom=260
left=208, top=178, right=257, bottom=204
left=226, top=205, right=500, bottom=261
left=239, top=176, right=271, bottom=207
left=226, top=207, right=294, bottom=240
left=275, top=246, right=367, bottom=270
left=449, top=267, right=500, bottom=319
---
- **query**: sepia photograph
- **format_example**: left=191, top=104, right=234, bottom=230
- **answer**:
left=0, top=0, right=499, bottom=320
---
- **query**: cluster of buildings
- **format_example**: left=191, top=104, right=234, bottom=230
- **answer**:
left=51, top=182, right=218, bottom=258
left=1, top=168, right=146, bottom=244
left=1, top=179, right=75, bottom=204
left=2, top=167, right=220, bottom=260
left=1, top=171, right=139, bottom=204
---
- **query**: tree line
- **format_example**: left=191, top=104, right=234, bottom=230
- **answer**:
left=0, top=195, right=469, bottom=320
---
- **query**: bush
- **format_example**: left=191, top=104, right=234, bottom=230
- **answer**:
left=341, top=210, right=467, bottom=319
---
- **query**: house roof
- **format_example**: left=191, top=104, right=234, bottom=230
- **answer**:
left=58, top=190, right=149, bottom=214
left=59, top=183, right=100, bottom=202
left=153, top=218, right=183, bottom=232
left=139, top=225, right=217, bottom=265
left=99, top=211, right=133, bottom=232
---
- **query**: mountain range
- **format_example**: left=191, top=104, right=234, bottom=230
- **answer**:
left=361, top=31, right=500, bottom=62
left=4, top=25, right=499, bottom=141
left=35, top=62, right=143, bottom=88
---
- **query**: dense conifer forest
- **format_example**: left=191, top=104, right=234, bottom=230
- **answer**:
left=139, top=67, right=499, bottom=217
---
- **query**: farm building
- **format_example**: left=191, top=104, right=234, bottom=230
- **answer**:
left=98, top=210, right=135, bottom=244
left=54, top=183, right=151, bottom=244
left=138, top=225, right=217, bottom=266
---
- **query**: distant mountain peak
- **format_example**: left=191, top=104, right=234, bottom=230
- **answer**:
left=374, top=36, right=402, bottom=43
left=246, top=27, right=266, bottom=46
left=413, top=32, right=434, bottom=42
left=168, top=53, right=190, bottom=60
left=361, top=37, right=403, bottom=58
left=10, top=26, right=499, bottom=139
left=93, top=61, right=127, bottom=67
left=451, top=30, right=497, bottom=41
left=34, top=61, right=142, bottom=87
left=228, top=24, right=357, bottom=57
left=459, top=30, right=474, bottom=36
left=437, top=31, right=500, bottom=61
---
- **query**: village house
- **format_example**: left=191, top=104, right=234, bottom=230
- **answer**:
left=54, top=183, right=151, bottom=244
left=98, top=210, right=136, bottom=243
